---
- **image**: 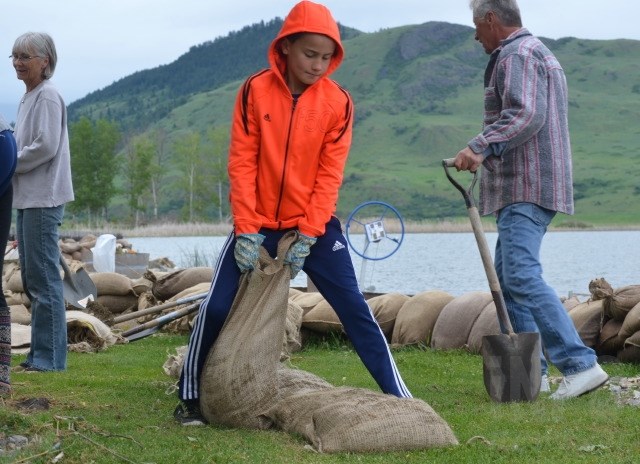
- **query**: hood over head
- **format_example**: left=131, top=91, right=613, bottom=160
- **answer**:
left=268, top=1, right=344, bottom=78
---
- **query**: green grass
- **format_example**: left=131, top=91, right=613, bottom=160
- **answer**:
left=2, top=335, right=639, bottom=463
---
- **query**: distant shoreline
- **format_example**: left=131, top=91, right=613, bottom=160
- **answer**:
left=59, top=220, right=640, bottom=239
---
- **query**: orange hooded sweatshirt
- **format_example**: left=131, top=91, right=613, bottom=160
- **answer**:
left=227, top=0, right=354, bottom=238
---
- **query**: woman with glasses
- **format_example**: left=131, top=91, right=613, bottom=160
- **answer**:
left=11, top=32, right=74, bottom=372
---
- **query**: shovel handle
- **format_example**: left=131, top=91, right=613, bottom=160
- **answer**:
left=442, top=159, right=515, bottom=335
left=111, top=292, right=208, bottom=324
left=121, top=302, right=200, bottom=338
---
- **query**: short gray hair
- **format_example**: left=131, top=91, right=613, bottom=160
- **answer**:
left=469, top=0, right=522, bottom=27
left=12, top=32, right=58, bottom=79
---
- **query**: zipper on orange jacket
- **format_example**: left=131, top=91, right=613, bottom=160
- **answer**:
left=275, top=95, right=298, bottom=229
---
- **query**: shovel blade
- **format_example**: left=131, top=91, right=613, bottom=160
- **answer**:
left=481, top=331, right=541, bottom=403
left=61, top=258, right=97, bottom=309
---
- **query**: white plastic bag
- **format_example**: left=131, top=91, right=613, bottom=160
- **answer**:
left=91, top=234, right=116, bottom=273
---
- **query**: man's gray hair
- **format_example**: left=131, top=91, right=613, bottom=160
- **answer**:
left=469, top=0, right=522, bottom=27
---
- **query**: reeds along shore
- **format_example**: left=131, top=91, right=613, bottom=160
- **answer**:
left=56, top=218, right=640, bottom=240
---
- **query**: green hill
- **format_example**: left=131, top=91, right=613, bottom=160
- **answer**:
left=68, top=20, right=640, bottom=226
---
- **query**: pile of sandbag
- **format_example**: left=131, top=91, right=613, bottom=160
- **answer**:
left=58, top=234, right=134, bottom=261
left=3, top=254, right=214, bottom=352
left=578, top=278, right=640, bottom=363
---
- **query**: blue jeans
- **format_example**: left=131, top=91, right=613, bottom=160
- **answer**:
left=16, top=206, right=67, bottom=371
left=494, top=203, right=596, bottom=376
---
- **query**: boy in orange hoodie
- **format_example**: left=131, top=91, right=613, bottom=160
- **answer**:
left=175, top=0, right=411, bottom=426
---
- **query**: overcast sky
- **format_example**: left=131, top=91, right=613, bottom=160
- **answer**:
left=1, top=0, right=638, bottom=119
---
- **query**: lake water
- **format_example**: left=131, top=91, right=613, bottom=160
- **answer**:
left=128, top=231, right=639, bottom=299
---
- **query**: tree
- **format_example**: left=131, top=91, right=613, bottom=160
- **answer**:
left=205, top=126, right=230, bottom=222
left=68, top=117, right=120, bottom=225
left=122, top=134, right=155, bottom=226
left=173, top=131, right=212, bottom=222
left=149, top=128, right=170, bottom=220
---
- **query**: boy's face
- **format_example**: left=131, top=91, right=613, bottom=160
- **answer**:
left=281, top=33, right=335, bottom=94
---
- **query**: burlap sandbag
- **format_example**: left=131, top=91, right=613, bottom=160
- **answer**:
left=59, top=239, right=81, bottom=255
left=562, top=295, right=582, bottom=312
left=302, top=299, right=343, bottom=334
left=283, top=300, right=304, bottom=359
left=4, top=264, right=23, bottom=293
left=152, top=267, right=213, bottom=301
left=4, top=291, right=30, bottom=308
left=130, top=276, right=153, bottom=296
left=95, top=294, right=139, bottom=314
left=588, top=277, right=613, bottom=301
left=78, top=234, right=97, bottom=250
left=367, top=292, right=410, bottom=340
left=289, top=291, right=325, bottom=316
left=163, top=345, right=188, bottom=378
left=596, top=318, right=624, bottom=356
left=431, top=292, right=493, bottom=350
left=265, top=386, right=458, bottom=453
left=9, top=304, right=31, bottom=325
left=569, top=299, right=605, bottom=347
left=66, top=310, right=121, bottom=351
left=288, top=287, right=303, bottom=299
left=276, top=367, right=333, bottom=398
left=169, top=282, right=210, bottom=301
left=606, top=286, right=640, bottom=322
left=199, top=232, right=297, bottom=429
left=90, top=272, right=135, bottom=296
left=466, top=301, right=501, bottom=354
left=391, top=290, right=454, bottom=347
left=619, top=301, right=640, bottom=341
left=617, top=330, right=640, bottom=364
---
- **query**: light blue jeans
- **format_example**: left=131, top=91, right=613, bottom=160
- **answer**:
left=17, top=206, right=67, bottom=371
left=494, top=203, right=596, bottom=376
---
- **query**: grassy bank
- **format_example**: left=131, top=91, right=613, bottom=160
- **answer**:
left=2, top=334, right=639, bottom=463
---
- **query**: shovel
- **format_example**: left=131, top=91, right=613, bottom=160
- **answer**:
left=60, top=256, right=97, bottom=310
left=121, top=302, right=200, bottom=342
left=110, top=291, right=208, bottom=325
left=443, top=159, right=541, bottom=402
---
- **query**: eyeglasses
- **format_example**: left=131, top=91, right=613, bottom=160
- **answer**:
left=9, top=53, right=41, bottom=63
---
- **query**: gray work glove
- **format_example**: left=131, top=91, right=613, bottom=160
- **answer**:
left=234, top=233, right=266, bottom=273
left=284, top=233, right=317, bottom=279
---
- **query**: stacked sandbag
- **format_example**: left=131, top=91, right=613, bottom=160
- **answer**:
left=391, top=290, right=454, bottom=347
left=367, top=292, right=410, bottom=340
left=151, top=267, right=213, bottom=301
left=162, top=283, right=211, bottom=334
left=431, top=292, right=492, bottom=350
left=301, top=298, right=342, bottom=334
left=604, top=285, right=640, bottom=322
left=466, top=301, right=501, bottom=354
left=90, top=272, right=139, bottom=314
left=583, top=278, right=640, bottom=362
left=568, top=299, right=605, bottom=348
left=614, top=301, right=640, bottom=363
left=290, top=290, right=327, bottom=317
left=58, top=234, right=137, bottom=262
left=618, top=330, right=640, bottom=363
left=597, top=318, right=624, bottom=356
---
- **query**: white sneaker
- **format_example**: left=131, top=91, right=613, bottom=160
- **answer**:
left=550, top=364, right=608, bottom=400
left=540, top=374, right=550, bottom=393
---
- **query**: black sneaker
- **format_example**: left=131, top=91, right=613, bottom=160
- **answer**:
left=174, top=399, right=207, bottom=426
